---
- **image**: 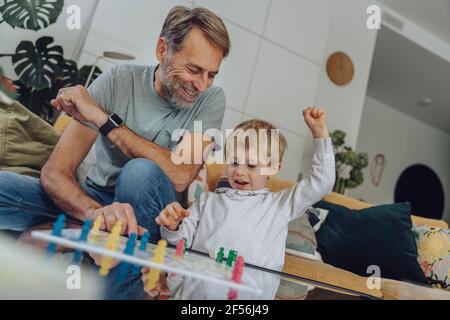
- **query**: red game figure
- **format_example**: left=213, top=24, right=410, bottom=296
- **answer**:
left=228, top=256, right=245, bottom=300
left=175, top=238, right=185, bottom=257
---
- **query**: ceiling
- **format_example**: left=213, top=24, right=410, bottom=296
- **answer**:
left=367, top=26, right=450, bottom=134
left=379, top=0, right=450, bottom=44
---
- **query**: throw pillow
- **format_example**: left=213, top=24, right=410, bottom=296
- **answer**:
left=314, top=201, right=429, bottom=285
left=0, top=100, right=59, bottom=178
left=286, top=213, right=321, bottom=260
left=306, top=207, right=329, bottom=232
left=413, top=226, right=449, bottom=290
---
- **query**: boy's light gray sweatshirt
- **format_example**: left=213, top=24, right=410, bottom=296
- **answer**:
left=162, top=138, right=335, bottom=271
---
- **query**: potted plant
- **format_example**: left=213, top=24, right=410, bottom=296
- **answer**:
left=0, top=0, right=101, bottom=123
left=330, top=130, right=368, bottom=194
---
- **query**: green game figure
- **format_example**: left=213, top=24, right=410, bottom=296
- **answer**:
left=216, top=247, right=225, bottom=263
left=226, top=249, right=237, bottom=266
left=183, top=237, right=188, bottom=253
left=232, top=250, right=238, bottom=263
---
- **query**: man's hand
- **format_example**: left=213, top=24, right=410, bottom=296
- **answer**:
left=90, top=202, right=147, bottom=236
left=155, top=202, right=190, bottom=232
left=50, top=85, right=108, bottom=127
left=88, top=202, right=147, bottom=267
left=303, top=107, right=329, bottom=138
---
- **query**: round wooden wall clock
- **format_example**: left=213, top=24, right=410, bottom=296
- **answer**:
left=326, top=52, right=354, bottom=86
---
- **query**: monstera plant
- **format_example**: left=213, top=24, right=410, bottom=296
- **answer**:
left=0, top=0, right=102, bottom=123
left=0, top=0, right=64, bottom=30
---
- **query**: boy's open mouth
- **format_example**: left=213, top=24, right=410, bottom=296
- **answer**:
left=234, top=179, right=249, bottom=187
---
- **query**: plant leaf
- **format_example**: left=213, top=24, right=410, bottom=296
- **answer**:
left=12, top=36, right=64, bottom=90
left=78, top=65, right=102, bottom=86
left=13, top=79, right=57, bottom=123
left=0, top=0, right=64, bottom=31
left=57, top=58, right=79, bottom=87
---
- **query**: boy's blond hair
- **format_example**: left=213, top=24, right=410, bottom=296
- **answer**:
left=226, top=119, right=288, bottom=164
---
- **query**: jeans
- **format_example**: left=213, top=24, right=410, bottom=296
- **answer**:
left=0, top=158, right=177, bottom=299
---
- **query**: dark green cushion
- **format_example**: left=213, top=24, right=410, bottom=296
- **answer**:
left=314, top=201, right=429, bottom=285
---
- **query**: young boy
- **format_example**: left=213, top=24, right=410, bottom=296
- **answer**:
left=143, top=107, right=335, bottom=298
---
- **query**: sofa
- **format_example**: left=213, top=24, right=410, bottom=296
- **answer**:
left=206, top=163, right=449, bottom=300
left=4, top=107, right=449, bottom=299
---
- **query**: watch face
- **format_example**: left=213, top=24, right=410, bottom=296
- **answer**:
left=109, top=113, right=123, bottom=126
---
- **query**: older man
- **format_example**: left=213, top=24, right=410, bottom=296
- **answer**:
left=0, top=6, right=230, bottom=299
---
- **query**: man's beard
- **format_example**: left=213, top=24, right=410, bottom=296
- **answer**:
left=158, top=60, right=200, bottom=109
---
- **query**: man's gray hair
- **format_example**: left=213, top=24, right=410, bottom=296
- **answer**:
left=160, top=6, right=231, bottom=57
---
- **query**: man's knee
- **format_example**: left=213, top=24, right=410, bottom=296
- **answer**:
left=116, top=158, right=175, bottom=201
left=118, top=158, right=167, bottom=186
left=115, top=159, right=176, bottom=236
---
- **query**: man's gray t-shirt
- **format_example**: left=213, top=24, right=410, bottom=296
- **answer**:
left=84, top=64, right=225, bottom=191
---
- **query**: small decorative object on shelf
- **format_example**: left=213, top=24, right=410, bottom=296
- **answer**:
left=331, top=130, right=368, bottom=194
left=370, top=153, right=386, bottom=186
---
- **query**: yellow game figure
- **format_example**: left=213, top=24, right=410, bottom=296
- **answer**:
left=145, top=240, right=168, bottom=291
left=99, top=221, right=122, bottom=276
left=89, top=215, right=104, bottom=241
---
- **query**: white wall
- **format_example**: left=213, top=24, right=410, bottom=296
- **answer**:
left=348, top=96, right=450, bottom=223
left=299, top=0, right=378, bottom=178
left=78, top=0, right=377, bottom=181
left=0, top=0, right=99, bottom=79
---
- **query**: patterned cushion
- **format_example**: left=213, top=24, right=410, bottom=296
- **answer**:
left=413, top=226, right=450, bottom=290
left=275, top=278, right=310, bottom=300
left=286, top=213, right=321, bottom=261
left=279, top=212, right=318, bottom=300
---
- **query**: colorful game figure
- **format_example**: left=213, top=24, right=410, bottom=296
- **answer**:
left=232, top=250, right=238, bottom=264
left=117, top=232, right=137, bottom=281
left=89, top=215, right=103, bottom=241
left=175, top=238, right=185, bottom=258
left=232, top=256, right=245, bottom=282
left=132, top=231, right=150, bottom=275
left=228, top=256, right=245, bottom=300
left=226, top=249, right=238, bottom=267
left=170, top=238, right=186, bottom=277
left=47, top=214, right=65, bottom=258
left=145, top=240, right=167, bottom=291
left=216, top=247, right=225, bottom=263
left=72, top=219, right=92, bottom=265
left=228, top=289, right=237, bottom=300
left=99, top=221, right=122, bottom=276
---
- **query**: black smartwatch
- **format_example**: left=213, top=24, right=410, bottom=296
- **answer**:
left=99, top=113, right=123, bottom=136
